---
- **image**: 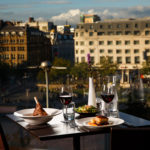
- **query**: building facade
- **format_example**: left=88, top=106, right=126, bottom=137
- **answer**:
left=50, top=25, right=74, bottom=63
left=74, top=16, right=150, bottom=86
left=0, top=22, right=51, bottom=67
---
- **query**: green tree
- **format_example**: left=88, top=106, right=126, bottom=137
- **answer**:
left=140, top=57, right=150, bottom=75
left=98, top=57, right=118, bottom=77
left=49, top=57, right=71, bottom=83
left=70, top=62, right=89, bottom=82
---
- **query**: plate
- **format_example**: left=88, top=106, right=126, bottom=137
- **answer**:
left=75, top=111, right=98, bottom=117
left=76, top=117, right=124, bottom=131
left=14, top=108, right=61, bottom=125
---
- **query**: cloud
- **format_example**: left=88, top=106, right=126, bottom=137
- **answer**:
left=50, top=9, right=81, bottom=25
left=41, top=0, right=72, bottom=4
left=49, top=6, right=150, bottom=26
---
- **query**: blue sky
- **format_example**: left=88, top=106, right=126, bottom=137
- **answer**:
left=1, top=0, right=150, bottom=25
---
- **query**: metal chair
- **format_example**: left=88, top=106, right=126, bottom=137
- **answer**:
left=110, top=127, right=150, bottom=150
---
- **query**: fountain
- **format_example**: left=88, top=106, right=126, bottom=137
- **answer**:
left=139, top=77, right=144, bottom=101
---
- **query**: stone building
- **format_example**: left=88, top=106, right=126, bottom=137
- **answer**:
left=0, top=21, right=51, bottom=67
left=74, top=15, right=150, bottom=86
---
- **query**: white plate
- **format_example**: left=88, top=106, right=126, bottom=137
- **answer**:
left=14, top=108, right=61, bottom=125
left=76, top=117, right=124, bottom=131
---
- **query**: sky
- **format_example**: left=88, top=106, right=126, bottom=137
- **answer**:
left=1, top=0, right=150, bottom=25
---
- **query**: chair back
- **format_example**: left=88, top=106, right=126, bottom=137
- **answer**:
left=0, top=123, right=9, bottom=150
left=111, top=127, right=150, bottom=150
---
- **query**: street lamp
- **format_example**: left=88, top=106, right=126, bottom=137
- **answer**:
left=40, top=61, right=52, bottom=108
left=40, top=61, right=67, bottom=108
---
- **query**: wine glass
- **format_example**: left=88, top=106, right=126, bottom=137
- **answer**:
left=59, top=85, right=73, bottom=122
left=100, top=76, right=115, bottom=117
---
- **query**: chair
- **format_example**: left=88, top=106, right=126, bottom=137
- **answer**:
left=0, top=123, right=9, bottom=150
left=110, top=127, right=150, bottom=150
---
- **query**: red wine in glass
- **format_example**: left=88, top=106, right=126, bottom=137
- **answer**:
left=101, top=94, right=114, bottom=103
left=59, top=94, right=72, bottom=105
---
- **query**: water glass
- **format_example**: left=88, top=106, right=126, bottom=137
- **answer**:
left=63, top=102, right=75, bottom=122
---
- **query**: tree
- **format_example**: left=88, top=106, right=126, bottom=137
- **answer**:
left=70, top=62, right=89, bottom=82
left=97, top=57, right=118, bottom=77
left=140, top=57, right=150, bottom=75
left=49, top=57, right=71, bottom=83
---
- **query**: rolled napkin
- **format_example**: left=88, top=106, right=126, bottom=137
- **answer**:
left=88, top=77, right=96, bottom=107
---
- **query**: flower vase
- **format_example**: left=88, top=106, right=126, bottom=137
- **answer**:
left=88, top=77, right=96, bottom=107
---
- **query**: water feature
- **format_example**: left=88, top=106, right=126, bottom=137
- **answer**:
left=139, top=78, right=144, bottom=101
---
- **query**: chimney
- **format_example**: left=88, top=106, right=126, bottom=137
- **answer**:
left=29, top=17, right=34, bottom=22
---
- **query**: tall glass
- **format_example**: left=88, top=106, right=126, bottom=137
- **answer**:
left=100, top=76, right=115, bottom=117
left=59, top=85, right=73, bottom=122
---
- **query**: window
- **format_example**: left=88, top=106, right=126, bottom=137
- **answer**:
left=145, top=31, right=150, bottom=35
left=108, top=57, right=113, bottom=63
left=99, top=41, right=104, bottom=45
left=108, top=32, right=114, bottom=35
left=126, top=57, right=131, bottom=64
left=125, top=24, right=130, bottom=28
left=81, top=57, right=85, bottom=62
left=80, top=32, right=84, bottom=36
left=125, top=40, right=130, bottom=45
left=125, top=31, right=131, bottom=35
left=11, top=54, right=15, bottom=59
left=108, top=25, right=112, bottom=29
left=18, top=54, right=24, bottom=60
left=11, top=47, right=16, bottom=51
left=135, top=24, right=138, bottom=28
left=90, top=56, right=94, bottom=64
left=134, top=31, right=140, bottom=35
left=97, top=32, right=105, bottom=36
left=116, top=41, right=122, bottom=45
left=134, top=49, right=139, bottom=53
left=117, top=24, right=121, bottom=28
left=75, top=50, right=78, bottom=54
left=117, top=57, right=122, bottom=64
left=80, top=41, right=84, bottom=46
left=18, top=47, right=24, bottom=51
left=76, top=41, right=78, bottom=45
left=145, top=49, right=150, bottom=53
left=100, top=56, right=105, bottom=63
left=107, top=41, right=113, bottom=45
left=76, top=32, right=78, bottom=37
left=145, top=40, right=150, bottom=44
left=116, top=49, right=122, bottom=54
left=5, top=54, right=9, bottom=59
left=76, top=57, right=79, bottom=63
left=10, top=39, right=15, bottom=44
left=89, top=41, right=94, bottom=45
left=89, top=32, right=93, bottom=36
left=108, top=49, right=113, bottom=53
left=135, top=56, right=140, bottom=64
left=100, top=25, right=103, bottom=29
left=134, top=40, right=139, bottom=45
left=116, top=31, right=122, bottom=35
left=145, top=23, right=149, bottom=28
left=81, top=50, right=84, bottom=54
left=100, top=49, right=104, bottom=53
left=90, top=25, right=93, bottom=29
left=90, top=49, right=94, bottom=53
left=125, top=49, right=130, bottom=54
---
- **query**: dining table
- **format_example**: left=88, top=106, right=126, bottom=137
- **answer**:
left=6, top=111, right=150, bottom=150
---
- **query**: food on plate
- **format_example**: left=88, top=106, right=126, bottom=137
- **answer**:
left=88, top=115, right=109, bottom=126
left=33, top=97, right=48, bottom=116
left=75, top=105, right=97, bottom=113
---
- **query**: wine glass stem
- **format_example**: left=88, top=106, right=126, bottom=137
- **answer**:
left=105, top=103, right=109, bottom=117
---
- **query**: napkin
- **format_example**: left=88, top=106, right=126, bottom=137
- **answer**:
left=88, top=77, right=96, bottom=107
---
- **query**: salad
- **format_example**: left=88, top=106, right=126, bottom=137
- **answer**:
left=75, top=105, right=97, bottom=113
